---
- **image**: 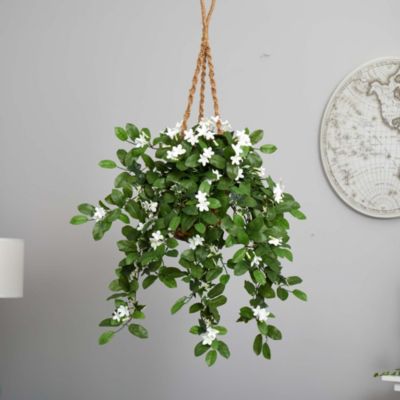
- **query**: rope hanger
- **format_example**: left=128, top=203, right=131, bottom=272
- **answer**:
left=181, top=0, right=222, bottom=135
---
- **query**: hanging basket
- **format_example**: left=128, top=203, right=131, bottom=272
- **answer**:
left=70, top=0, right=307, bottom=366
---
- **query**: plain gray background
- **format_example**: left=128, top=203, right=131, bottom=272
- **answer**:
left=0, top=0, right=399, bottom=399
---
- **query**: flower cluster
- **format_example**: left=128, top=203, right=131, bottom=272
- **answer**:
left=71, top=117, right=307, bottom=366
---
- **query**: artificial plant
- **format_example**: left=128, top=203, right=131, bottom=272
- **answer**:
left=70, top=0, right=307, bottom=366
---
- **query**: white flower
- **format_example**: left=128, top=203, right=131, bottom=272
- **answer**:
left=230, top=154, right=243, bottom=165
left=167, top=144, right=186, bottom=160
left=150, top=230, right=164, bottom=249
left=203, top=147, right=214, bottom=158
left=273, top=181, right=284, bottom=203
left=232, top=143, right=243, bottom=155
left=199, top=147, right=214, bottom=166
left=201, top=327, right=219, bottom=346
left=256, top=167, right=265, bottom=177
left=203, top=129, right=216, bottom=141
left=221, top=119, right=232, bottom=131
left=235, top=167, right=244, bottom=181
left=196, top=122, right=209, bottom=137
left=175, top=120, right=182, bottom=130
left=197, top=202, right=209, bottom=212
left=195, top=190, right=208, bottom=203
left=199, top=154, right=209, bottom=166
left=142, top=201, right=158, bottom=214
left=211, top=115, right=220, bottom=124
left=136, top=222, right=144, bottom=231
left=252, top=306, right=270, bottom=323
left=212, top=169, right=222, bottom=180
left=195, top=190, right=209, bottom=212
left=188, top=234, right=204, bottom=250
left=112, top=305, right=130, bottom=323
left=200, top=281, right=210, bottom=290
left=132, top=133, right=148, bottom=148
left=93, top=206, right=106, bottom=222
left=268, top=236, right=282, bottom=246
left=184, top=128, right=199, bottom=146
left=165, top=127, right=179, bottom=139
left=209, top=245, right=219, bottom=254
left=251, top=255, right=262, bottom=267
left=234, top=130, right=252, bottom=147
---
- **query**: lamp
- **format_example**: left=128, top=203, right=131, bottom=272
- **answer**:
left=0, top=238, right=24, bottom=298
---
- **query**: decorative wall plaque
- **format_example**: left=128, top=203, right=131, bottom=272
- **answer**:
left=320, top=57, right=400, bottom=218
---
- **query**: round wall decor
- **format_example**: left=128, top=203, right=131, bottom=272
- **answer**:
left=320, top=57, right=400, bottom=218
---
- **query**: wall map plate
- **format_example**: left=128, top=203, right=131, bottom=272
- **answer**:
left=320, top=57, right=400, bottom=218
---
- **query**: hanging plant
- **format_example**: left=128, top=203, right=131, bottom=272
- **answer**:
left=70, top=0, right=307, bottom=366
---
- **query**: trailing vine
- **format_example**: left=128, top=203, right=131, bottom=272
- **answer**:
left=71, top=116, right=307, bottom=365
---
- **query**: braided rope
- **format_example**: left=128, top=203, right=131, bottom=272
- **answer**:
left=181, top=0, right=222, bottom=135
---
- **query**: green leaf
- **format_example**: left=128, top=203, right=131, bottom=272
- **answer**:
left=194, top=342, right=209, bottom=357
left=274, top=248, right=293, bottom=262
left=244, top=280, right=256, bottom=295
left=217, top=341, right=230, bottom=359
left=199, top=181, right=211, bottom=193
left=253, top=334, right=263, bottom=355
left=189, top=303, right=203, bottom=313
left=267, top=325, right=282, bottom=340
left=166, top=238, right=179, bottom=248
left=78, top=203, right=95, bottom=216
left=262, top=342, right=271, bottom=359
left=253, top=270, right=266, bottom=285
left=92, top=221, right=110, bottom=241
left=128, top=323, right=149, bottom=339
left=132, top=310, right=145, bottom=319
left=205, top=266, right=223, bottom=281
left=201, top=212, right=218, bottom=225
left=115, top=127, right=128, bottom=141
left=219, top=274, right=230, bottom=285
left=232, top=247, right=246, bottom=263
left=108, top=279, right=121, bottom=291
left=99, top=160, right=117, bottom=169
left=208, top=197, right=222, bottom=209
left=277, top=287, right=289, bottom=301
left=98, top=331, right=114, bottom=345
left=240, top=306, right=253, bottom=320
left=195, top=223, right=206, bottom=234
left=171, top=296, right=187, bottom=314
left=236, top=229, right=249, bottom=245
left=126, top=123, right=140, bottom=139
left=293, top=289, right=308, bottom=301
left=215, top=326, right=228, bottom=335
left=111, top=189, right=125, bottom=207
left=257, top=321, right=268, bottom=335
left=250, top=129, right=264, bottom=144
left=210, top=154, right=226, bottom=169
left=290, top=209, right=306, bottom=220
left=208, top=283, right=225, bottom=298
left=206, top=349, right=217, bottom=366
left=287, top=276, right=303, bottom=286
left=142, top=275, right=157, bottom=289
left=234, top=261, right=248, bottom=276
left=189, top=326, right=201, bottom=335
left=208, top=295, right=227, bottom=307
left=260, top=144, right=277, bottom=154
left=185, top=153, right=199, bottom=168
left=233, top=214, right=245, bottom=227
left=70, top=215, right=88, bottom=225
left=226, top=163, right=238, bottom=180
left=159, top=275, right=177, bottom=288
left=169, top=216, right=181, bottom=230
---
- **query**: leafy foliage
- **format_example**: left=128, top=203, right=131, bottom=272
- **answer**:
left=71, top=117, right=307, bottom=365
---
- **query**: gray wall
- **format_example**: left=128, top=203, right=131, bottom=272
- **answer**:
left=0, top=0, right=399, bottom=399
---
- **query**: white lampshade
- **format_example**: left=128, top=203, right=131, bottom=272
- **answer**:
left=0, top=238, right=24, bottom=298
